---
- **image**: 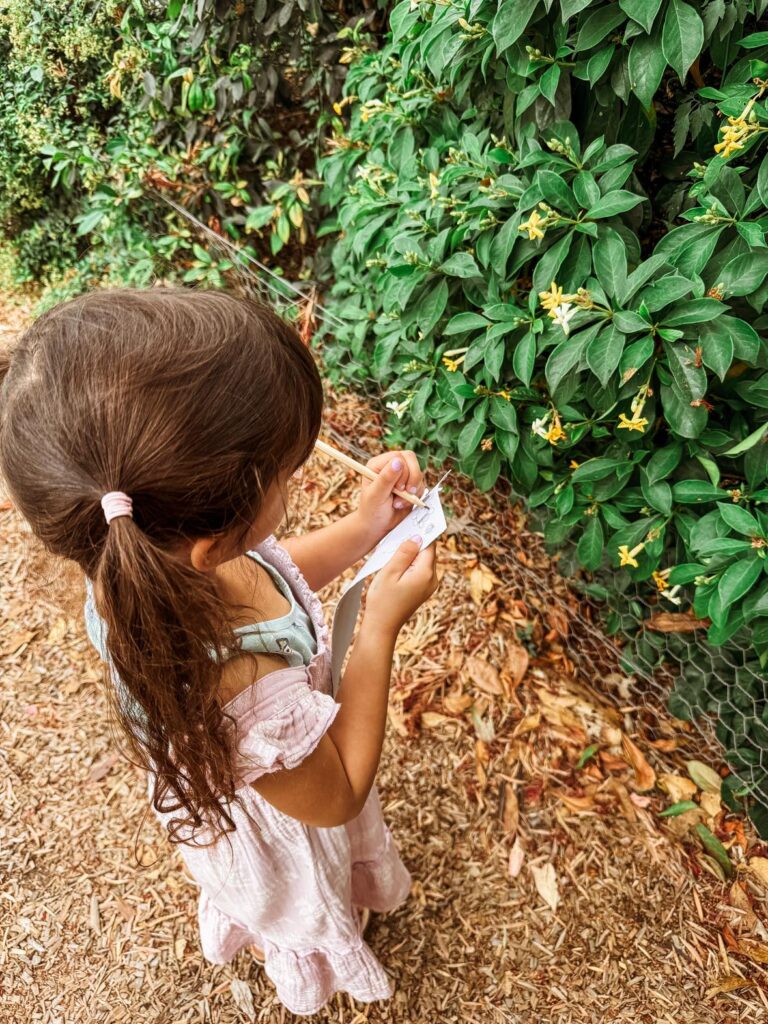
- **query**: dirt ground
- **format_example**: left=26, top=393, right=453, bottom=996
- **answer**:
left=2, top=296, right=768, bottom=1024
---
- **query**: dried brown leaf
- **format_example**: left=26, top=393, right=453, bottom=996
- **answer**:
left=706, top=976, right=755, bottom=997
left=737, top=939, right=768, bottom=965
left=508, top=838, right=525, bottom=879
left=748, top=856, right=768, bottom=889
left=506, top=644, right=529, bottom=686
left=464, top=655, right=503, bottom=696
left=658, top=773, right=697, bottom=803
left=530, top=862, right=560, bottom=912
left=622, top=734, right=656, bottom=792
left=645, top=611, right=711, bottom=633
left=501, top=782, right=519, bottom=836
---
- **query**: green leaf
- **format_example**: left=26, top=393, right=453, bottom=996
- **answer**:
left=576, top=743, right=600, bottom=769
left=444, top=312, right=489, bottom=335
left=577, top=516, right=605, bottom=571
left=538, top=170, right=579, bottom=216
left=613, top=311, right=651, bottom=333
left=662, top=299, right=727, bottom=327
left=573, top=172, right=600, bottom=209
left=672, top=480, right=728, bottom=503
left=513, top=331, right=537, bottom=386
left=717, top=502, right=761, bottom=537
left=545, top=330, right=589, bottom=395
left=576, top=5, right=626, bottom=49
left=663, top=341, right=707, bottom=402
left=586, top=325, right=625, bottom=387
left=629, top=29, right=665, bottom=110
left=440, top=252, right=481, bottom=278
left=699, top=321, right=734, bottom=382
left=723, top=422, right=768, bottom=456
left=659, top=800, right=699, bottom=817
left=641, top=472, right=673, bottom=514
left=489, top=396, right=518, bottom=432
left=718, top=558, right=762, bottom=607
left=661, top=0, right=704, bottom=84
left=592, top=233, right=628, bottom=299
left=620, top=0, right=663, bottom=34
left=418, top=279, right=449, bottom=335
left=695, top=824, right=734, bottom=878
left=586, top=191, right=645, bottom=220
left=457, top=416, right=486, bottom=459
left=492, top=0, right=540, bottom=52
left=717, top=252, right=768, bottom=297
left=647, top=444, right=682, bottom=482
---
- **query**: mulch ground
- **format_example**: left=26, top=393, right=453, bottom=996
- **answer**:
left=2, top=295, right=768, bottom=1023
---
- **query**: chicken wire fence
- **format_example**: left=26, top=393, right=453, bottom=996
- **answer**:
left=158, top=196, right=768, bottom=836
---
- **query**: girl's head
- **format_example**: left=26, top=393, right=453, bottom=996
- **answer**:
left=0, top=286, right=323, bottom=840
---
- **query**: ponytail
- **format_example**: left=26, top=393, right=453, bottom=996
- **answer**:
left=95, top=513, right=239, bottom=843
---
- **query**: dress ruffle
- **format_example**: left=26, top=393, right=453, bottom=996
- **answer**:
left=198, top=893, right=393, bottom=1016
left=223, top=669, right=340, bottom=785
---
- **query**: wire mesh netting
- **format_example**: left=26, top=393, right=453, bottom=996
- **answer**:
left=158, top=195, right=768, bottom=838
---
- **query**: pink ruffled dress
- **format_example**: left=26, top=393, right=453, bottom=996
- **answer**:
left=88, top=536, right=411, bottom=1016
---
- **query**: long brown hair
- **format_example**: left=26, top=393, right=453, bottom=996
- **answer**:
left=0, top=287, right=323, bottom=842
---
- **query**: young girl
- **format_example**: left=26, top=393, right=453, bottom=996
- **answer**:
left=0, top=287, right=439, bottom=1016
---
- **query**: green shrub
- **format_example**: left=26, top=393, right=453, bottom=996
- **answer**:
left=0, top=0, right=378, bottom=302
left=319, top=0, right=768, bottom=824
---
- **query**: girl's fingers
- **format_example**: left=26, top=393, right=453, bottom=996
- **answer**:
left=365, top=451, right=423, bottom=502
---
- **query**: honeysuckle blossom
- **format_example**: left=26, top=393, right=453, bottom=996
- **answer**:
left=618, top=542, right=645, bottom=568
left=519, top=210, right=547, bottom=241
left=552, top=302, right=578, bottom=335
left=532, top=410, right=566, bottom=446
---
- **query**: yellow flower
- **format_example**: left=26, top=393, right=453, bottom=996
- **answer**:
left=714, top=116, right=760, bottom=159
left=481, top=437, right=494, bottom=451
left=539, top=281, right=565, bottom=312
left=652, top=570, right=670, bottom=592
left=618, top=543, right=644, bottom=569
left=496, top=389, right=511, bottom=401
left=569, top=459, right=580, bottom=469
left=618, top=413, right=648, bottom=433
left=519, top=210, right=546, bottom=241
left=545, top=423, right=567, bottom=445
left=442, top=354, right=464, bottom=372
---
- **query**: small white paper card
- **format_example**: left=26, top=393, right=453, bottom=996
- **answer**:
left=330, top=484, right=447, bottom=694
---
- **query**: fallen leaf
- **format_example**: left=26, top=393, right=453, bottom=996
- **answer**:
left=469, top=564, right=498, bottom=605
left=230, top=978, right=255, bottom=1017
left=558, top=791, right=595, bottom=812
left=530, top=862, right=560, bottom=912
left=576, top=743, right=599, bottom=769
left=696, top=824, right=734, bottom=878
left=705, top=976, right=755, bottom=997
left=622, top=734, right=656, bottom=791
left=736, top=939, right=768, bottom=965
left=700, top=791, right=722, bottom=821
left=513, top=712, right=540, bottom=737
left=645, top=611, right=710, bottom=632
left=86, top=751, right=119, bottom=784
left=420, top=711, right=454, bottom=729
left=610, top=779, right=637, bottom=822
left=658, top=773, right=698, bottom=804
left=660, top=800, right=699, bottom=817
left=443, top=687, right=473, bottom=715
left=748, top=856, right=768, bottom=889
left=506, top=644, right=529, bottom=686
left=663, top=807, right=706, bottom=838
left=647, top=737, right=678, bottom=752
left=508, top=838, right=525, bottom=879
left=600, top=751, right=628, bottom=773
left=1, top=629, right=35, bottom=657
left=729, top=881, right=757, bottom=931
left=464, top=655, right=503, bottom=696
left=687, top=760, right=722, bottom=795
left=501, top=783, right=519, bottom=835
left=699, top=854, right=728, bottom=882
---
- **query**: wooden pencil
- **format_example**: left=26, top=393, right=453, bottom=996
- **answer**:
left=314, top=438, right=428, bottom=509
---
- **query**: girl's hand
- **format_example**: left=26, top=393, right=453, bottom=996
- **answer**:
left=363, top=537, right=439, bottom=637
left=356, top=450, right=424, bottom=544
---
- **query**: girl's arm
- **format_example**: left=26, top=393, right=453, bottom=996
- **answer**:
left=251, top=538, right=438, bottom=827
left=281, top=449, right=424, bottom=591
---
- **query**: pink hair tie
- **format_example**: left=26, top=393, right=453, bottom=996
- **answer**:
left=101, top=491, right=133, bottom=525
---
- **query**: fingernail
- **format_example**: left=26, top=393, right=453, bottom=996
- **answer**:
left=393, top=499, right=405, bottom=509
left=410, top=533, right=422, bottom=544
left=391, top=458, right=403, bottom=472
left=408, top=485, right=418, bottom=493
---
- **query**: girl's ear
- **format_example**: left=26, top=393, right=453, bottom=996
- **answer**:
left=189, top=535, right=225, bottom=572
